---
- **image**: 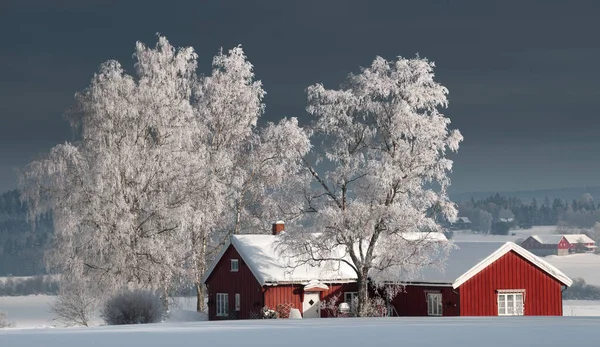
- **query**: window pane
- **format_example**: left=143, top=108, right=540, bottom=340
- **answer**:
left=507, top=294, right=514, bottom=315
left=498, top=295, right=505, bottom=315
left=515, top=293, right=524, bottom=315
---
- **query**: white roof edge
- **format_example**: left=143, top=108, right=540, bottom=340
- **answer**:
left=201, top=238, right=232, bottom=285
left=452, top=242, right=573, bottom=289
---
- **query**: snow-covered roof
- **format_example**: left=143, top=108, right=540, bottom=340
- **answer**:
left=402, top=241, right=573, bottom=288
left=203, top=232, right=448, bottom=286
left=452, top=242, right=572, bottom=288
left=203, top=235, right=358, bottom=286
left=562, top=234, right=595, bottom=244
left=456, top=217, right=471, bottom=224
left=531, top=234, right=595, bottom=245
left=531, top=235, right=565, bottom=245
left=403, top=242, right=505, bottom=284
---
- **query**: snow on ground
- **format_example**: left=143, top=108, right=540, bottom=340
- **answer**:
left=563, top=300, right=600, bottom=316
left=1, top=316, right=599, bottom=347
left=0, top=296, right=206, bottom=329
left=544, top=253, right=600, bottom=286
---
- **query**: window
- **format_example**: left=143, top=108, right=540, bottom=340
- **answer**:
left=216, top=293, right=228, bottom=317
left=498, top=291, right=524, bottom=316
left=344, top=292, right=358, bottom=304
left=230, top=259, right=239, bottom=272
left=427, top=293, right=443, bottom=316
left=235, top=293, right=240, bottom=311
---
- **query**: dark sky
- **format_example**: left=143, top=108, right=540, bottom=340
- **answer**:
left=1, top=0, right=600, bottom=194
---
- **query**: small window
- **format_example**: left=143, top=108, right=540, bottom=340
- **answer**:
left=231, top=259, right=239, bottom=272
left=235, top=293, right=240, bottom=311
left=216, top=293, right=229, bottom=317
left=344, top=292, right=358, bottom=304
left=427, top=293, right=443, bottom=316
left=498, top=291, right=524, bottom=316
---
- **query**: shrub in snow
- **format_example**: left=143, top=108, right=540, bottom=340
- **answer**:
left=50, top=278, right=98, bottom=327
left=101, top=289, right=166, bottom=325
left=0, top=311, right=14, bottom=328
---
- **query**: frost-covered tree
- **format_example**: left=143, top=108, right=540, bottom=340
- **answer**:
left=20, top=36, right=200, bottom=299
left=19, top=35, right=310, bottom=312
left=282, top=55, right=462, bottom=315
left=182, top=47, right=310, bottom=311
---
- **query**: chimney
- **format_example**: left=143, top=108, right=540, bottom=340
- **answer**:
left=272, top=220, right=285, bottom=235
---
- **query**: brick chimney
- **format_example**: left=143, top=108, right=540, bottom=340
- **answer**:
left=272, top=221, right=285, bottom=235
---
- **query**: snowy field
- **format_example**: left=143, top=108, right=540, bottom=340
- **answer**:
left=0, top=296, right=205, bottom=329
left=0, top=296, right=597, bottom=329
left=2, top=315, right=600, bottom=347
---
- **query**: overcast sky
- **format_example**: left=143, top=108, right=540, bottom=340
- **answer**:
left=1, top=0, right=599, bottom=194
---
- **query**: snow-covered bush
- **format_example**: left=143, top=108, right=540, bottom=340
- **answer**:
left=349, top=296, right=388, bottom=317
left=0, top=311, right=14, bottom=328
left=101, top=290, right=166, bottom=325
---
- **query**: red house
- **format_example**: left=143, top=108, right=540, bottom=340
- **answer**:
left=203, top=224, right=572, bottom=319
left=521, top=234, right=596, bottom=256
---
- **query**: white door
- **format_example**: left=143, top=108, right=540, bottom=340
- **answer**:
left=302, top=292, right=321, bottom=318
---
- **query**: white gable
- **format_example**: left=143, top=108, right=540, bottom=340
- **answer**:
left=452, top=242, right=573, bottom=289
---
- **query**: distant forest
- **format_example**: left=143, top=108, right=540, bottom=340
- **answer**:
left=455, top=192, right=600, bottom=235
left=0, top=190, right=52, bottom=276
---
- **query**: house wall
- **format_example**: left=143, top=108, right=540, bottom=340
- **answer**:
left=458, top=250, right=563, bottom=316
left=263, top=282, right=358, bottom=318
left=205, top=245, right=264, bottom=320
left=390, top=285, right=459, bottom=316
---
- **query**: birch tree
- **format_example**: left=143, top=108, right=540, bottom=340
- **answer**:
left=282, top=55, right=463, bottom=315
left=19, top=36, right=201, bottom=300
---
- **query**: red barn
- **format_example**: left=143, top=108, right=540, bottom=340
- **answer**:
left=203, top=224, right=572, bottom=319
left=521, top=234, right=596, bottom=256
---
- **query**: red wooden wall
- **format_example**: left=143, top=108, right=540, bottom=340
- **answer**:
left=458, top=250, right=564, bottom=316
left=391, top=285, right=459, bottom=316
left=263, top=283, right=358, bottom=318
left=205, top=245, right=264, bottom=320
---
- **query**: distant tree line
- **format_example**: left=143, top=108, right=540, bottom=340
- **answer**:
left=0, top=275, right=59, bottom=296
left=0, top=190, right=53, bottom=276
left=454, top=193, right=600, bottom=234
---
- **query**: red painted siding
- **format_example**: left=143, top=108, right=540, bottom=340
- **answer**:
left=263, top=285, right=303, bottom=315
left=391, top=285, right=459, bottom=316
left=263, top=283, right=358, bottom=318
left=205, top=245, right=264, bottom=320
left=458, top=250, right=563, bottom=316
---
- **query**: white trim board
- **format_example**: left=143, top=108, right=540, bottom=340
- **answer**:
left=452, top=242, right=573, bottom=289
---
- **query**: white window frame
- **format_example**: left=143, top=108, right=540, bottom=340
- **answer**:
left=426, top=292, right=443, bottom=316
left=230, top=259, right=239, bottom=272
left=235, top=293, right=240, bottom=311
left=216, top=293, right=229, bottom=317
left=497, top=290, right=525, bottom=316
left=344, top=291, right=358, bottom=304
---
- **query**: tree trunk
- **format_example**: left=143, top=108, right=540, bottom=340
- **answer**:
left=196, top=282, right=205, bottom=312
left=356, top=270, right=369, bottom=317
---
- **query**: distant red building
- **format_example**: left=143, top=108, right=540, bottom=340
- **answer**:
left=521, top=234, right=596, bottom=256
left=203, top=224, right=572, bottom=320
